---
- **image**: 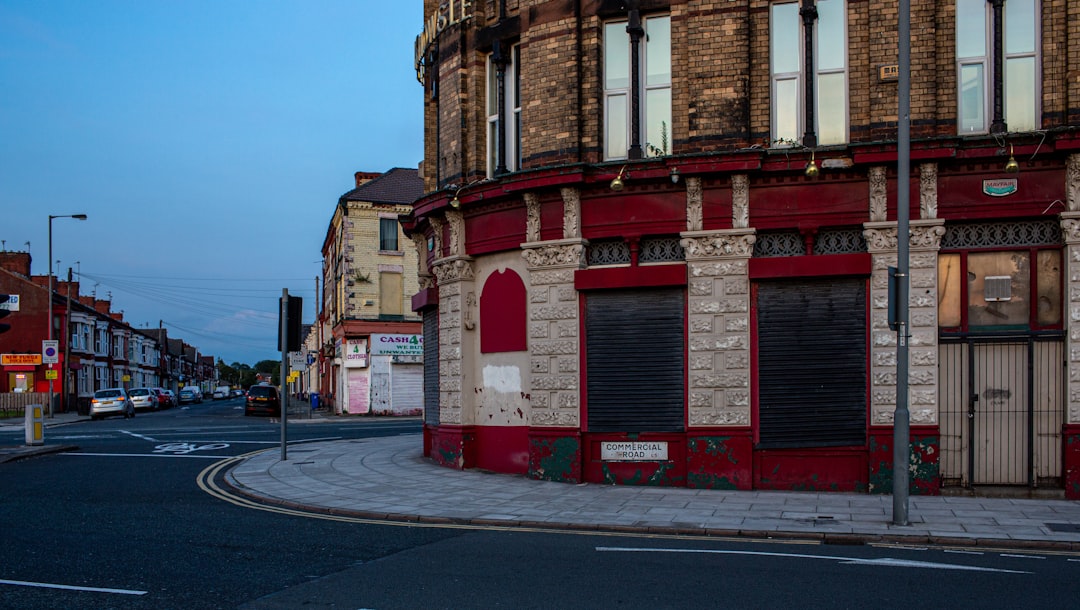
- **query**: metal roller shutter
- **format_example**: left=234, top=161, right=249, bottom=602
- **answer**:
left=757, top=278, right=867, bottom=449
left=586, top=288, right=685, bottom=433
left=423, top=309, right=439, bottom=426
left=391, top=362, right=423, bottom=415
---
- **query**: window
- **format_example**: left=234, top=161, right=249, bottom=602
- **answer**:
left=770, top=0, right=848, bottom=146
left=604, top=14, right=671, bottom=160
left=486, top=44, right=521, bottom=177
left=956, top=0, right=1038, bottom=134
left=379, top=217, right=399, bottom=252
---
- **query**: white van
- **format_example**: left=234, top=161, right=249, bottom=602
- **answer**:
left=213, top=385, right=230, bottom=399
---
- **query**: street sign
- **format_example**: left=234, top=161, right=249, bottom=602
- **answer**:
left=0, top=294, right=19, bottom=311
left=42, top=340, right=59, bottom=364
left=45, top=369, right=58, bottom=380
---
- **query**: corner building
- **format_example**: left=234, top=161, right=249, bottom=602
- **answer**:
left=403, top=0, right=1080, bottom=496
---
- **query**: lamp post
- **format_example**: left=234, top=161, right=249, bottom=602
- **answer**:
left=47, top=214, right=87, bottom=418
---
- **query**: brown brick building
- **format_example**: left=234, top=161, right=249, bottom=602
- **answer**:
left=404, top=0, right=1080, bottom=496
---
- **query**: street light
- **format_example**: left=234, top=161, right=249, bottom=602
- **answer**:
left=47, top=213, right=87, bottom=418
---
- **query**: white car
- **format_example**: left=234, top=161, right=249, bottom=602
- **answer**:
left=90, top=388, right=135, bottom=420
left=127, top=387, right=159, bottom=411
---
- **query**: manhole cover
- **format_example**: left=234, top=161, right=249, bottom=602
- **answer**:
left=1045, top=522, right=1080, bottom=533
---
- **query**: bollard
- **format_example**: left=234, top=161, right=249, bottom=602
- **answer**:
left=25, top=403, right=44, bottom=446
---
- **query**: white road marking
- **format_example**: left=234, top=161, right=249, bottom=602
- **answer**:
left=595, top=547, right=1031, bottom=573
left=119, top=430, right=157, bottom=442
left=0, top=578, right=146, bottom=595
left=1000, top=553, right=1045, bottom=560
left=63, top=452, right=232, bottom=459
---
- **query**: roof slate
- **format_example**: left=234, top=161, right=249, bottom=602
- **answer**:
left=339, top=167, right=423, bottom=205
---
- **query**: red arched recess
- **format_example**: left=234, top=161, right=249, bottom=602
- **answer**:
left=480, top=269, right=527, bottom=353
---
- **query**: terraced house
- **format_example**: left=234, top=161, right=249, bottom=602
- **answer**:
left=403, top=0, right=1080, bottom=496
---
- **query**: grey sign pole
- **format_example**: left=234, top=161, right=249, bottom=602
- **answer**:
left=893, top=0, right=912, bottom=526
left=280, top=288, right=289, bottom=462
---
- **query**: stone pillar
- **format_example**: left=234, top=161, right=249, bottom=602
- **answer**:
left=429, top=255, right=476, bottom=468
left=521, top=240, right=586, bottom=428
left=680, top=228, right=755, bottom=489
left=521, top=238, right=586, bottom=481
left=863, top=219, right=945, bottom=493
left=1059, top=155, right=1080, bottom=497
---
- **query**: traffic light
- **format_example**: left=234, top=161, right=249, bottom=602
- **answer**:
left=0, top=294, right=11, bottom=335
left=277, top=295, right=302, bottom=352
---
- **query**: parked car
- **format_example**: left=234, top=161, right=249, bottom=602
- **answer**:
left=128, top=387, right=159, bottom=411
left=178, top=389, right=196, bottom=405
left=180, top=385, right=203, bottom=404
left=231, top=389, right=244, bottom=398
left=212, top=385, right=230, bottom=400
left=244, top=385, right=281, bottom=417
left=90, top=388, right=135, bottom=420
left=155, top=388, right=175, bottom=409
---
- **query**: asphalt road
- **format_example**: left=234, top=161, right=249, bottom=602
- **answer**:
left=1, top=397, right=1078, bottom=608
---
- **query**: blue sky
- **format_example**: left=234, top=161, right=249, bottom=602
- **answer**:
left=0, top=1, right=424, bottom=365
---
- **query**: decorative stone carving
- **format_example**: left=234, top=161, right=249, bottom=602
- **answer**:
left=863, top=220, right=946, bottom=252
left=1061, top=213, right=1080, bottom=243
left=681, top=230, right=756, bottom=259
left=430, top=217, right=444, bottom=256
left=524, top=192, right=541, bottom=242
left=464, top=292, right=476, bottom=330
left=560, top=187, right=581, bottom=239
left=919, top=163, right=938, bottom=219
left=432, top=255, right=475, bottom=283
left=731, top=174, right=749, bottom=229
left=522, top=240, right=587, bottom=269
left=686, top=177, right=703, bottom=232
left=1068, top=154, right=1080, bottom=212
left=869, top=166, right=888, bottom=222
left=410, top=233, right=429, bottom=278
left=446, top=210, right=464, bottom=256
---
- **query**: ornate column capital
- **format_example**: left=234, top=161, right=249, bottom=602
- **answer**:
left=521, top=238, right=588, bottom=270
left=431, top=255, right=475, bottom=283
left=1060, top=212, right=1080, bottom=244
left=680, top=229, right=757, bottom=260
left=863, top=219, right=946, bottom=253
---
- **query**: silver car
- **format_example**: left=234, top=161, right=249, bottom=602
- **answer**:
left=90, top=388, right=135, bottom=420
left=128, top=387, right=159, bottom=411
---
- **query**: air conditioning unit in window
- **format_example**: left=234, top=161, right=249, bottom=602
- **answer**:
left=984, top=275, right=1012, bottom=302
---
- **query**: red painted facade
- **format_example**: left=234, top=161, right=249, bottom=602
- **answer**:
left=407, top=0, right=1080, bottom=496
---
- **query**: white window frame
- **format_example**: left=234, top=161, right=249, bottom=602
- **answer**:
left=956, top=0, right=1040, bottom=134
left=486, top=44, right=521, bottom=178
left=769, top=0, right=849, bottom=146
left=603, top=14, right=672, bottom=161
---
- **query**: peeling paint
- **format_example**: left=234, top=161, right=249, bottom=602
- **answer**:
left=529, top=436, right=580, bottom=483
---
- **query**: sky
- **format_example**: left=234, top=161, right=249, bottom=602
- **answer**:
left=0, top=1, right=424, bottom=366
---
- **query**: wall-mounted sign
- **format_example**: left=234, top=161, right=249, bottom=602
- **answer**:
left=2, top=354, right=42, bottom=366
left=878, top=64, right=899, bottom=82
left=371, top=334, right=423, bottom=356
left=0, top=294, right=20, bottom=311
left=983, top=178, right=1018, bottom=197
left=414, top=0, right=473, bottom=83
left=343, top=339, right=368, bottom=368
left=600, top=441, right=669, bottom=461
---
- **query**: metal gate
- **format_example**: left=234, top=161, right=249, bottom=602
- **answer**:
left=939, top=334, right=1064, bottom=488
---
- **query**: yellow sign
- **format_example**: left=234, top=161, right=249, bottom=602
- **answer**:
left=288, top=371, right=300, bottom=382
left=123, top=375, right=131, bottom=382
left=46, top=369, right=58, bottom=380
left=1, top=353, right=42, bottom=366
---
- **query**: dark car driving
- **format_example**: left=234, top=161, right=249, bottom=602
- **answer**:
left=244, top=385, right=281, bottom=417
